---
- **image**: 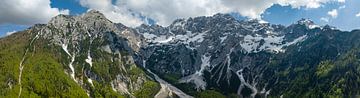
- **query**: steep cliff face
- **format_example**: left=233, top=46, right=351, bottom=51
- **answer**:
left=137, top=14, right=313, bottom=96
left=1, top=10, right=360, bottom=98
left=137, top=14, right=360, bottom=97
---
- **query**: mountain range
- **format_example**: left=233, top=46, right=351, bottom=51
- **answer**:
left=1, top=10, right=360, bottom=98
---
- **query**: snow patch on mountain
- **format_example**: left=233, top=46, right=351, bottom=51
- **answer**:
left=69, top=54, right=76, bottom=81
left=297, top=18, right=320, bottom=29
left=236, top=69, right=259, bottom=97
left=61, top=43, right=76, bottom=81
left=219, top=36, right=227, bottom=43
left=85, top=52, right=93, bottom=67
left=18, top=33, right=40, bottom=97
left=240, top=34, right=308, bottom=53
left=62, top=44, right=71, bottom=56
left=85, top=46, right=93, bottom=68
left=308, top=24, right=320, bottom=29
left=142, top=30, right=207, bottom=46
left=179, top=55, right=211, bottom=90
left=88, top=78, right=94, bottom=87
left=236, top=69, right=272, bottom=97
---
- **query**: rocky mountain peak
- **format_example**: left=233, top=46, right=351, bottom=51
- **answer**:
left=48, top=10, right=111, bottom=27
left=295, top=18, right=320, bottom=29
left=48, top=14, right=74, bottom=27
left=297, top=18, right=314, bottom=24
left=81, top=10, right=109, bottom=22
left=85, top=10, right=103, bottom=15
left=212, top=13, right=235, bottom=20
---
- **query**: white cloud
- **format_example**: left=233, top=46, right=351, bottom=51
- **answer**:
left=5, top=31, right=16, bottom=36
left=0, top=0, right=69, bottom=25
left=79, top=0, right=144, bottom=27
left=338, top=0, right=346, bottom=3
left=328, top=9, right=338, bottom=18
left=356, top=12, right=360, bottom=17
left=79, top=0, right=344, bottom=27
left=339, top=5, right=346, bottom=9
left=320, top=17, right=330, bottom=22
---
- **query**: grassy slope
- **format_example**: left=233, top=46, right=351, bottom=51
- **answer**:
left=0, top=28, right=161, bottom=97
left=0, top=31, right=29, bottom=97
left=0, top=31, right=88, bottom=97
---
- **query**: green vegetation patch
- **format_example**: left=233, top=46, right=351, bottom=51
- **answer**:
left=316, top=60, right=334, bottom=77
left=134, top=81, right=160, bottom=98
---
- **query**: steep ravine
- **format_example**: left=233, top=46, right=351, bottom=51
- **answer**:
left=143, top=60, right=193, bottom=98
left=17, top=31, right=40, bottom=98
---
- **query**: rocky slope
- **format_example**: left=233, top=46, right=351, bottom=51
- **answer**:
left=137, top=14, right=360, bottom=97
left=1, top=10, right=360, bottom=98
left=0, top=10, right=159, bottom=98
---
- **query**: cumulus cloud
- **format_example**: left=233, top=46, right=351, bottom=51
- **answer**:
left=79, top=0, right=344, bottom=27
left=339, top=5, right=346, bottom=9
left=5, top=31, right=16, bottom=36
left=0, top=0, right=69, bottom=25
left=320, top=17, right=330, bottom=22
left=79, top=0, right=144, bottom=27
left=328, top=9, right=338, bottom=18
left=338, top=0, right=346, bottom=3
left=356, top=12, right=360, bottom=17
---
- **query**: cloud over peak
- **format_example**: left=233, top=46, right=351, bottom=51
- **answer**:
left=0, top=0, right=69, bottom=25
left=356, top=12, right=360, bottom=17
left=0, top=0, right=346, bottom=27
left=5, top=30, right=16, bottom=36
left=328, top=9, right=338, bottom=18
left=78, top=0, right=344, bottom=27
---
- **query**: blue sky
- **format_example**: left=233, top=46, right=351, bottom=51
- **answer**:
left=263, top=0, right=360, bottom=30
left=1, top=0, right=360, bottom=37
left=50, top=0, right=87, bottom=15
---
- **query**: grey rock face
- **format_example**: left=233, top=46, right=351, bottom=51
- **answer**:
left=26, top=10, right=350, bottom=97
left=137, top=13, right=326, bottom=97
left=33, top=10, right=152, bottom=97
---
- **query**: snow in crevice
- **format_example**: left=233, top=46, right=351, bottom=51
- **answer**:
left=241, top=22, right=268, bottom=33
left=69, top=54, right=76, bottom=81
left=18, top=32, right=40, bottom=98
left=85, top=52, right=93, bottom=67
left=85, top=40, right=93, bottom=68
left=137, top=42, right=141, bottom=47
left=61, top=41, right=77, bottom=81
left=219, top=36, right=227, bottom=43
left=236, top=69, right=270, bottom=98
left=215, top=47, right=234, bottom=85
left=282, top=35, right=307, bottom=47
left=179, top=55, right=211, bottom=90
left=111, top=82, right=117, bottom=92
left=260, top=87, right=271, bottom=97
left=62, top=44, right=71, bottom=56
left=240, top=34, right=308, bottom=53
left=143, top=60, right=193, bottom=98
left=18, top=47, right=28, bottom=98
left=308, top=24, right=320, bottom=29
left=226, top=48, right=234, bottom=85
left=88, top=78, right=94, bottom=87
left=236, top=69, right=258, bottom=98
